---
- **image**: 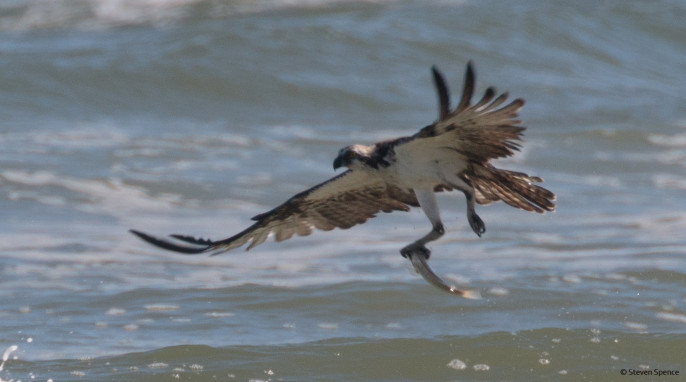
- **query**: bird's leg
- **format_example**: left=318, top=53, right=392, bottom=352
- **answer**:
left=438, top=172, right=486, bottom=237
left=402, top=189, right=445, bottom=259
left=463, top=189, right=485, bottom=237
left=400, top=223, right=444, bottom=259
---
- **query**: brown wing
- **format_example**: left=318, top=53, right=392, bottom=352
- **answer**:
left=415, top=61, right=525, bottom=163
left=130, top=170, right=418, bottom=255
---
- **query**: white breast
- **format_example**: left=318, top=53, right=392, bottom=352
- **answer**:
left=392, top=143, right=468, bottom=189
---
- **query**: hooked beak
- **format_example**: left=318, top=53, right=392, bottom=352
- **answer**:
left=333, top=155, right=344, bottom=170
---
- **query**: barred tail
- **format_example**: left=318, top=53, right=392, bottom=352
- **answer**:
left=464, top=165, right=556, bottom=213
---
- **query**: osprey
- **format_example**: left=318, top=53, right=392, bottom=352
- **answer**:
left=131, top=62, right=555, bottom=296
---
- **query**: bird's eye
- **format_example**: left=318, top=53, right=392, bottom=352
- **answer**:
left=348, top=151, right=358, bottom=159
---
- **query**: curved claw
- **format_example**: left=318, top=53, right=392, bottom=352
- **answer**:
left=400, top=244, right=431, bottom=259
left=469, top=212, right=486, bottom=237
left=406, top=247, right=481, bottom=299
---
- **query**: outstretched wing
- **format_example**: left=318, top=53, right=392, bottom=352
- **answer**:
left=130, top=170, right=418, bottom=256
left=415, top=61, right=525, bottom=163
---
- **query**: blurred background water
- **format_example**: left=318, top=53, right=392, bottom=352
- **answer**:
left=1, top=0, right=685, bottom=381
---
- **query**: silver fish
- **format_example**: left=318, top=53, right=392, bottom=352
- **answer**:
left=408, top=250, right=481, bottom=299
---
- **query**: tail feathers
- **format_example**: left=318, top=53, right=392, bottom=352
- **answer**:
left=466, top=166, right=556, bottom=213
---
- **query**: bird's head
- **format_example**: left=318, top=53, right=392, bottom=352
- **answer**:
left=333, top=144, right=374, bottom=170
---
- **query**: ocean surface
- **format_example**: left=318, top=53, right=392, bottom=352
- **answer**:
left=1, top=0, right=686, bottom=381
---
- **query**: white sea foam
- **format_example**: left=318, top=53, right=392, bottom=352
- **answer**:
left=0, top=0, right=403, bottom=31
left=0, top=345, right=18, bottom=372
left=1, top=170, right=182, bottom=216
left=446, top=358, right=467, bottom=370
left=648, top=132, right=686, bottom=147
left=656, top=312, right=686, bottom=325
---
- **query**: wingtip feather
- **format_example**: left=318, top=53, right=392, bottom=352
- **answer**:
left=455, top=60, right=475, bottom=113
left=129, top=229, right=212, bottom=255
left=431, top=65, right=450, bottom=119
